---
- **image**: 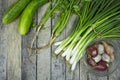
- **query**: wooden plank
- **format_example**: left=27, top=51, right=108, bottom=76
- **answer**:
left=51, top=12, right=66, bottom=80
left=65, top=15, right=79, bottom=80
left=108, top=41, right=120, bottom=80
left=21, top=25, right=37, bottom=80
left=66, top=64, right=79, bottom=80
left=0, top=0, right=7, bottom=80
left=88, top=74, right=108, bottom=80
left=51, top=34, right=66, bottom=80
left=21, top=5, right=37, bottom=80
left=80, top=59, right=88, bottom=80
left=6, top=0, right=21, bottom=80
left=80, top=53, right=95, bottom=80
left=108, top=68, right=120, bottom=80
left=37, top=4, right=51, bottom=80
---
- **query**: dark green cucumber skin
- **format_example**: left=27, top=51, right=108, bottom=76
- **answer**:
left=18, top=0, right=49, bottom=35
left=2, top=0, right=31, bottom=24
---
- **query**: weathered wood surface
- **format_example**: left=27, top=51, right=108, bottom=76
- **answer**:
left=0, top=0, right=120, bottom=80
left=0, top=0, right=7, bottom=80
left=1, top=0, right=21, bottom=80
left=21, top=14, right=37, bottom=80
left=51, top=8, right=66, bottom=80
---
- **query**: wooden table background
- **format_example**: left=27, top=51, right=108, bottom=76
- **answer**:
left=0, top=0, right=120, bottom=80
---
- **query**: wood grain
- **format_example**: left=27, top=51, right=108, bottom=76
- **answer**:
left=51, top=13, right=66, bottom=80
left=80, top=58, right=88, bottom=80
left=21, top=26, right=37, bottom=80
left=37, top=3, right=51, bottom=80
left=0, top=0, right=7, bottom=80
left=21, top=5, right=37, bottom=80
left=6, top=0, right=21, bottom=80
left=108, top=68, right=120, bottom=80
left=88, top=74, right=108, bottom=80
left=108, top=41, right=120, bottom=80
left=51, top=36, right=66, bottom=80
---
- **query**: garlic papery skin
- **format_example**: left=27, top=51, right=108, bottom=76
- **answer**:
left=102, top=53, right=111, bottom=63
left=102, top=41, right=114, bottom=62
left=98, top=44, right=104, bottom=54
left=93, top=54, right=102, bottom=63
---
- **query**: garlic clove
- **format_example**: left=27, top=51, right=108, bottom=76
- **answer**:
left=95, top=60, right=108, bottom=71
left=91, top=49, right=98, bottom=57
left=87, top=58, right=96, bottom=67
left=87, top=44, right=98, bottom=57
left=95, top=64, right=107, bottom=71
left=98, top=44, right=104, bottom=54
left=93, top=54, right=102, bottom=63
left=102, top=53, right=111, bottom=63
left=102, top=41, right=114, bottom=62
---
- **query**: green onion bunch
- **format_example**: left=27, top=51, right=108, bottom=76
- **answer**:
left=54, top=0, right=120, bottom=71
left=30, top=0, right=81, bottom=51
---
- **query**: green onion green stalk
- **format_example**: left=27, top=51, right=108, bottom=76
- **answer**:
left=54, top=0, right=120, bottom=71
left=29, top=0, right=81, bottom=52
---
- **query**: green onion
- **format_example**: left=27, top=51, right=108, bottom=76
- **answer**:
left=54, top=0, right=120, bottom=71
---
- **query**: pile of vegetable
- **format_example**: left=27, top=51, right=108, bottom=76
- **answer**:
left=2, top=0, right=120, bottom=71
left=54, top=0, right=120, bottom=71
left=87, top=41, right=114, bottom=71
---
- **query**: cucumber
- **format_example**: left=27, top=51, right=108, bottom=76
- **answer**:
left=18, top=0, right=49, bottom=35
left=2, top=0, right=31, bottom=24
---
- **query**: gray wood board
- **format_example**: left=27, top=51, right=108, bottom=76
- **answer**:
left=21, top=5, right=37, bottom=80
left=6, top=20, right=21, bottom=80
left=108, top=41, right=120, bottom=80
left=37, top=4, right=51, bottom=80
left=3, top=0, right=21, bottom=80
left=21, top=28, right=37, bottom=80
left=51, top=14, right=66, bottom=80
left=0, top=0, right=7, bottom=80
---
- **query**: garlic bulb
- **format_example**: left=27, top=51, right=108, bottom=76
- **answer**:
left=87, top=58, right=96, bottom=67
left=98, top=44, right=104, bottom=54
left=102, top=41, right=114, bottom=62
left=95, top=60, right=108, bottom=71
left=102, top=53, right=111, bottom=63
left=87, top=44, right=98, bottom=57
left=93, top=54, right=101, bottom=63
